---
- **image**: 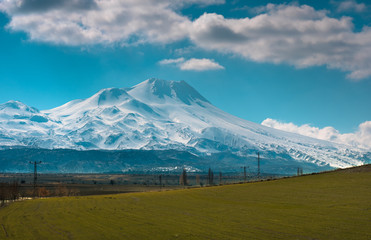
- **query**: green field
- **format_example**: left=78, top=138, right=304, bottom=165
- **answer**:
left=0, top=166, right=370, bottom=240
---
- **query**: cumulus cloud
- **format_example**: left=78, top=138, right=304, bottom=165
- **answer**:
left=0, top=0, right=192, bottom=45
left=1, top=1, right=371, bottom=79
left=179, top=58, right=224, bottom=71
left=159, top=57, right=185, bottom=65
left=189, top=4, right=371, bottom=80
left=333, top=0, right=367, bottom=12
left=262, top=118, right=371, bottom=150
left=159, top=57, right=224, bottom=71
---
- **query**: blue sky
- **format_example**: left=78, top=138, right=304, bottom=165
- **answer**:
left=0, top=0, right=370, bottom=141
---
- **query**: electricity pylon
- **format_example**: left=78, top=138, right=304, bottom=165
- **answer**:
left=29, top=161, right=42, bottom=195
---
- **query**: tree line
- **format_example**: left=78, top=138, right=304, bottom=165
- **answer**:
left=0, top=182, right=20, bottom=206
left=179, top=168, right=222, bottom=187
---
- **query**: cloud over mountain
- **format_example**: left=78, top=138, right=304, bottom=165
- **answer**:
left=159, top=57, right=224, bottom=71
left=262, top=118, right=371, bottom=150
left=1, top=1, right=371, bottom=79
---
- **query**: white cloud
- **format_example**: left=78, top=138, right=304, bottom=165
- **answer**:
left=0, top=0, right=193, bottom=45
left=159, top=57, right=185, bottom=65
left=334, top=0, right=367, bottom=12
left=189, top=4, right=371, bottom=80
left=0, top=0, right=224, bottom=46
left=159, top=57, right=224, bottom=71
left=1, top=2, right=371, bottom=79
left=180, top=58, right=224, bottom=71
left=262, top=118, right=371, bottom=150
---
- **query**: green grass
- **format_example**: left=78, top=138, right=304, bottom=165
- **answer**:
left=1, top=167, right=370, bottom=240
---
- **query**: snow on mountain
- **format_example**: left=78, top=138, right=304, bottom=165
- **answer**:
left=0, top=100, right=65, bottom=148
left=1, top=78, right=369, bottom=171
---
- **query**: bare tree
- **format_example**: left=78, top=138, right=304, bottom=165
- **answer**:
left=297, top=167, right=303, bottom=176
left=208, top=168, right=214, bottom=186
left=196, top=174, right=200, bottom=186
left=159, top=175, right=163, bottom=188
left=10, top=181, right=19, bottom=201
left=37, top=187, right=50, bottom=197
left=55, top=184, right=69, bottom=197
left=179, top=168, right=188, bottom=186
left=0, top=183, right=6, bottom=206
left=0, top=182, right=20, bottom=205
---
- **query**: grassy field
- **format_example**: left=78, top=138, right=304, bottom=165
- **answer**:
left=0, top=166, right=370, bottom=240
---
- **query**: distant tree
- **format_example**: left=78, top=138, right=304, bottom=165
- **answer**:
left=37, top=187, right=50, bottom=197
left=69, top=188, right=80, bottom=196
left=55, top=184, right=69, bottom=197
left=208, top=168, right=214, bottom=186
left=219, top=172, right=223, bottom=185
left=297, top=167, right=303, bottom=176
left=12, top=181, right=20, bottom=200
left=0, top=183, right=6, bottom=206
left=159, top=175, right=163, bottom=187
left=19, top=187, right=28, bottom=199
left=0, top=182, right=20, bottom=204
left=179, top=168, right=188, bottom=186
left=196, top=174, right=200, bottom=186
left=110, top=180, right=115, bottom=185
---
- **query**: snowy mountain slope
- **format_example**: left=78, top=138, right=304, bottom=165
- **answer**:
left=0, top=78, right=369, bottom=171
left=0, top=100, right=65, bottom=148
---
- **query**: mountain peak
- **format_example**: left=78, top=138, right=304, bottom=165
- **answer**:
left=0, top=78, right=369, bottom=171
left=94, top=88, right=131, bottom=106
left=128, top=78, right=210, bottom=105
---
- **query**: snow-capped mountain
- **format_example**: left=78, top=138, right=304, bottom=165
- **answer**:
left=0, top=78, right=369, bottom=173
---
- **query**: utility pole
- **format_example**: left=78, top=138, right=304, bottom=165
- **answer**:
left=257, top=152, right=260, bottom=179
left=29, top=161, right=42, bottom=195
left=243, top=166, right=247, bottom=182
